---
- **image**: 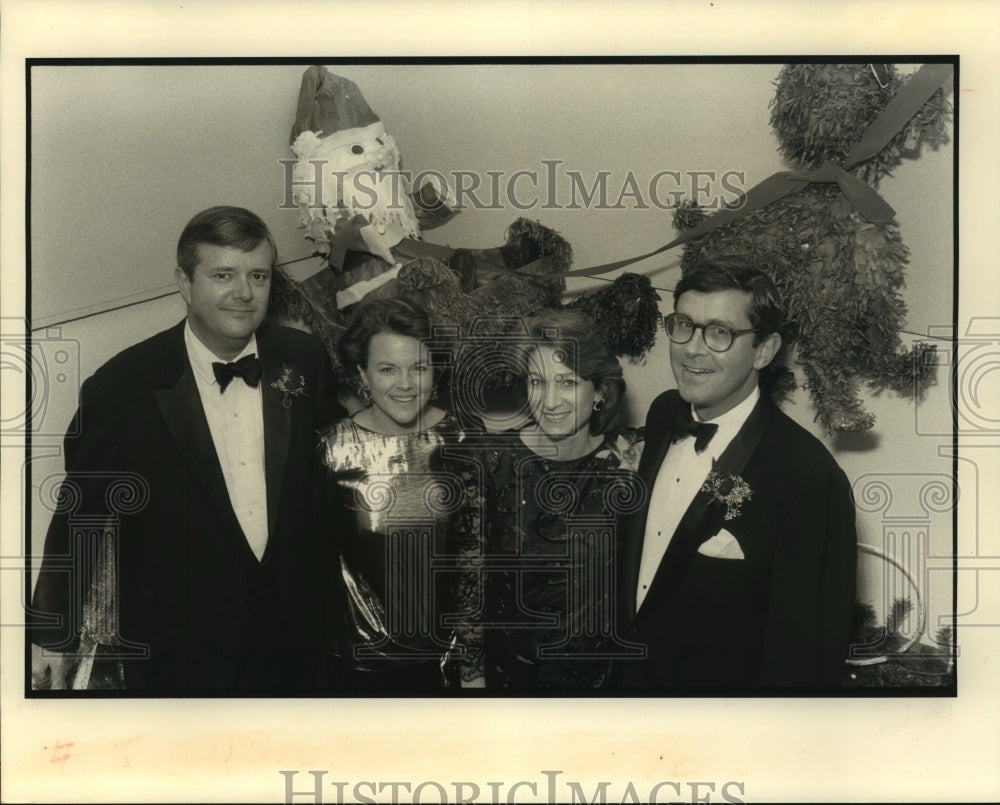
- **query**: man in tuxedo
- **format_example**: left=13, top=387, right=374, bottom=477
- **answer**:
left=29, top=206, right=338, bottom=693
left=620, top=257, right=857, bottom=689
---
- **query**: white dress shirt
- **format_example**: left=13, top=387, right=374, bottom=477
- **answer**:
left=184, top=323, right=269, bottom=561
left=635, top=387, right=760, bottom=611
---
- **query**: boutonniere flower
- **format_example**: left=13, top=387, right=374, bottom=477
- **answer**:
left=701, top=470, right=753, bottom=520
left=270, top=364, right=309, bottom=408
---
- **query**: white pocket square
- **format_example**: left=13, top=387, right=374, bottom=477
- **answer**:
left=697, top=529, right=745, bottom=559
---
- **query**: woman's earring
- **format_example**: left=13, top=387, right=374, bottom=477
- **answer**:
left=358, top=383, right=373, bottom=406
left=430, top=386, right=439, bottom=401
left=592, top=398, right=604, bottom=412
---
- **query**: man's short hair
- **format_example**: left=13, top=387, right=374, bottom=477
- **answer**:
left=176, top=206, right=277, bottom=278
left=674, top=256, right=784, bottom=344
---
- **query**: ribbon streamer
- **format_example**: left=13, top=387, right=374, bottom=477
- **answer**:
left=844, top=62, right=953, bottom=169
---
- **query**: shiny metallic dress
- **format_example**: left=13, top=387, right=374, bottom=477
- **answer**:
left=317, top=412, right=478, bottom=688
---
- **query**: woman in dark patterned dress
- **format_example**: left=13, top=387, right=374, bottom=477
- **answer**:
left=317, top=298, right=480, bottom=692
left=464, top=308, right=644, bottom=690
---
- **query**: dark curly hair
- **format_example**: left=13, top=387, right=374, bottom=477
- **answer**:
left=336, top=297, right=440, bottom=384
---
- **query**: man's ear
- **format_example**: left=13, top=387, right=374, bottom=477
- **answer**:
left=753, top=332, right=782, bottom=370
left=175, top=267, right=192, bottom=305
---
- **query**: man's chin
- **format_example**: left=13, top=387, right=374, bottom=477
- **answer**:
left=222, top=325, right=260, bottom=344
left=674, top=386, right=698, bottom=405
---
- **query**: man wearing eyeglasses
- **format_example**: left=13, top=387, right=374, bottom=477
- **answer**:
left=619, top=256, right=857, bottom=689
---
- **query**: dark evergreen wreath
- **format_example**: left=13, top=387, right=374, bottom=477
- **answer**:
left=567, top=272, right=662, bottom=360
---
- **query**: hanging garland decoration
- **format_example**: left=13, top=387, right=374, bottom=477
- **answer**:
left=271, top=64, right=950, bottom=430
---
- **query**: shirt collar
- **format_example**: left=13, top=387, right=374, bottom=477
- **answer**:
left=691, top=386, right=760, bottom=428
left=184, top=321, right=259, bottom=388
left=691, top=385, right=760, bottom=427
left=689, top=387, right=760, bottom=460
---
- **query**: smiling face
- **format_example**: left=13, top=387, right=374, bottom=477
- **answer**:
left=669, top=288, right=780, bottom=421
left=358, top=332, right=435, bottom=433
left=525, top=345, right=602, bottom=443
left=175, top=241, right=273, bottom=360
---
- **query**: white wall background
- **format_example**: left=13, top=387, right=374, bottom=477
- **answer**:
left=28, top=62, right=955, bottom=647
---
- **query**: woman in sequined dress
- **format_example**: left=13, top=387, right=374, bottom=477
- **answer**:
left=317, top=298, right=480, bottom=692
left=465, top=308, right=644, bottom=689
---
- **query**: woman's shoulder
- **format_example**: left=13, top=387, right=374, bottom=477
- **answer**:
left=318, top=415, right=361, bottom=443
left=316, top=417, right=368, bottom=467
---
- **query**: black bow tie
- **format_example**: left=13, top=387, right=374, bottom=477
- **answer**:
left=212, top=354, right=261, bottom=392
left=671, top=406, right=718, bottom=454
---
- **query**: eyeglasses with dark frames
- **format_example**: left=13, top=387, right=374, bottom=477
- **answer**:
left=663, top=313, right=759, bottom=353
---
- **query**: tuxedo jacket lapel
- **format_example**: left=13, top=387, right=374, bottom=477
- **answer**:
left=259, top=354, right=292, bottom=540
left=154, top=364, right=241, bottom=532
left=152, top=322, right=278, bottom=551
left=635, top=392, right=775, bottom=618
left=152, top=324, right=308, bottom=562
left=719, top=393, right=771, bottom=473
